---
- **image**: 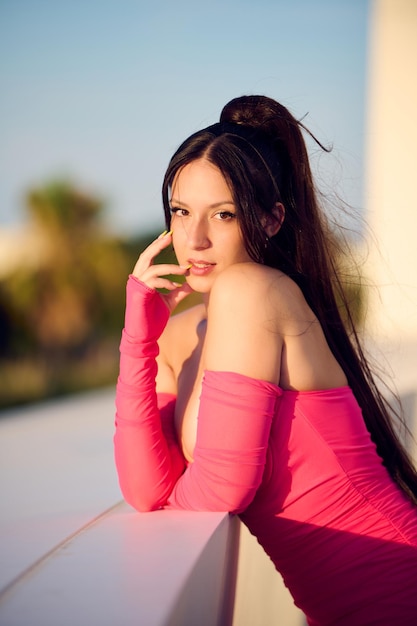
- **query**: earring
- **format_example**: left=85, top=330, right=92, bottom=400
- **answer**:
left=264, top=235, right=269, bottom=249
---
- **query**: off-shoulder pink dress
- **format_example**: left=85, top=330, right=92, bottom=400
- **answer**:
left=114, top=276, right=417, bottom=625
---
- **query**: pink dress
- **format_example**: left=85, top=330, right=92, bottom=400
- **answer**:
left=114, top=276, right=417, bottom=625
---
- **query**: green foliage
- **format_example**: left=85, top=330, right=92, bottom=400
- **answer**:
left=27, top=181, right=102, bottom=234
left=0, top=180, right=160, bottom=409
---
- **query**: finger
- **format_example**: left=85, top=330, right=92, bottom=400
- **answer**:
left=139, top=276, right=184, bottom=291
left=132, top=234, right=176, bottom=278
left=139, top=263, right=190, bottom=280
left=139, top=230, right=173, bottom=265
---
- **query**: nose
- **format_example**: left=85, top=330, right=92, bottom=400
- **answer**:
left=186, top=218, right=211, bottom=250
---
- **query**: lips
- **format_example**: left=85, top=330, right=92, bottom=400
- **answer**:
left=188, top=259, right=215, bottom=269
left=187, top=259, right=216, bottom=276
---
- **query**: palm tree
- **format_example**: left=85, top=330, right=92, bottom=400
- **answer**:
left=1, top=180, right=131, bottom=376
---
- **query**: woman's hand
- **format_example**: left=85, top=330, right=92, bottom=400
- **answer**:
left=132, top=230, right=193, bottom=312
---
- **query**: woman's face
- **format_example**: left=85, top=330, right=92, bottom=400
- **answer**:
left=170, top=158, right=253, bottom=293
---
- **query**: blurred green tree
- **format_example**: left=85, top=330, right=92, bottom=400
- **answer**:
left=5, top=181, right=131, bottom=354
left=0, top=181, right=143, bottom=406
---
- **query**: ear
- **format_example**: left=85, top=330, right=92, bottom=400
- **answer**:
left=262, top=203, right=285, bottom=237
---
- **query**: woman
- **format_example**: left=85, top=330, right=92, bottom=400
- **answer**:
left=114, top=95, right=417, bottom=624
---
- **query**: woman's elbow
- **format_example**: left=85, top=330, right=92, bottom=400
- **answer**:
left=192, top=486, right=256, bottom=514
left=120, top=485, right=167, bottom=513
left=222, top=487, right=257, bottom=514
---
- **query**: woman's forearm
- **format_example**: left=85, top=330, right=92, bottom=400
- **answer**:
left=114, top=276, right=186, bottom=511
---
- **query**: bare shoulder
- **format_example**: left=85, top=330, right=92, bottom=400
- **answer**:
left=209, top=262, right=314, bottom=334
left=204, top=263, right=293, bottom=383
left=211, top=261, right=299, bottom=300
left=206, top=263, right=347, bottom=390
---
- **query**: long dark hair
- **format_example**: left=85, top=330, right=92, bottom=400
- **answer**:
left=162, top=94, right=417, bottom=503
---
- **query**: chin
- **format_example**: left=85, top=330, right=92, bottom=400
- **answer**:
left=185, top=276, right=213, bottom=294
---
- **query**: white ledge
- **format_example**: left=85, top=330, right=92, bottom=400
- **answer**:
left=0, top=503, right=238, bottom=626
left=0, top=390, right=240, bottom=626
left=0, top=388, right=120, bottom=593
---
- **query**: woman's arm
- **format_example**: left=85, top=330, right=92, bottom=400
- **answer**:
left=114, top=262, right=283, bottom=513
left=167, top=369, right=280, bottom=511
left=114, top=276, right=187, bottom=510
left=114, top=232, right=193, bottom=509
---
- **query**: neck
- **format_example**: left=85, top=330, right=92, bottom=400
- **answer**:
left=202, top=291, right=210, bottom=310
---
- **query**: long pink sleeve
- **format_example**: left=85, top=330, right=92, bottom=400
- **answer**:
left=114, top=276, right=186, bottom=510
left=114, top=276, right=281, bottom=513
left=167, top=370, right=281, bottom=512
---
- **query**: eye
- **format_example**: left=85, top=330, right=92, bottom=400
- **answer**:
left=215, top=211, right=237, bottom=221
left=170, top=207, right=189, bottom=217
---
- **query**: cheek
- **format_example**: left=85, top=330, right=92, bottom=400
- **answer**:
left=228, top=233, right=250, bottom=260
left=171, top=215, right=190, bottom=239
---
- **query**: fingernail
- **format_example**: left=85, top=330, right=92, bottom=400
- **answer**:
left=167, top=229, right=173, bottom=236
left=180, top=263, right=192, bottom=270
left=171, top=282, right=182, bottom=287
left=158, top=230, right=167, bottom=238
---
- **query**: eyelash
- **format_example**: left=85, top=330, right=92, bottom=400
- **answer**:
left=169, top=208, right=236, bottom=221
left=170, top=207, right=188, bottom=217
left=216, top=211, right=236, bottom=222
left=216, top=211, right=236, bottom=221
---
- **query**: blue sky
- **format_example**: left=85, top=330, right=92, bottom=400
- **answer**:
left=0, top=0, right=370, bottom=236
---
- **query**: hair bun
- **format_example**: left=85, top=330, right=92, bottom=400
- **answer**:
left=220, top=95, right=287, bottom=134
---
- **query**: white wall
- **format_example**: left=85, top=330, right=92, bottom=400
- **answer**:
left=365, top=0, right=417, bottom=340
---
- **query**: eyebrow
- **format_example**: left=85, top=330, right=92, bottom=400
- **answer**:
left=169, top=199, right=235, bottom=209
